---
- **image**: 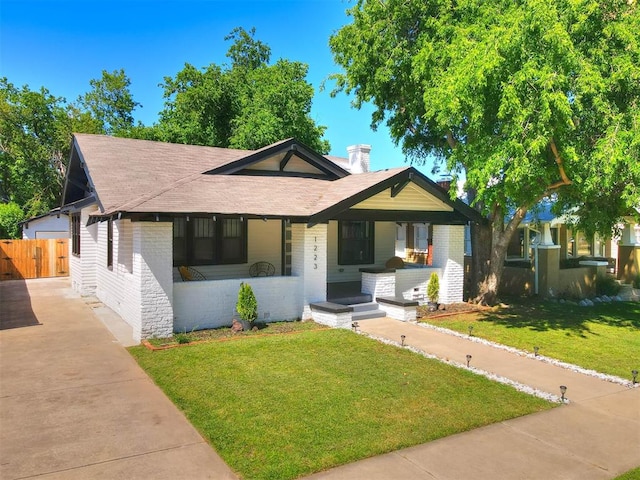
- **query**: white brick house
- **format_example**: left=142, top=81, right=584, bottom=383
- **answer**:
left=61, top=134, right=479, bottom=342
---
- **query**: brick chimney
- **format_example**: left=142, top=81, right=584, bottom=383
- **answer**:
left=346, top=144, right=371, bottom=173
left=437, top=177, right=452, bottom=192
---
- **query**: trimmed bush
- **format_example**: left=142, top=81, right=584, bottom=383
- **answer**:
left=236, top=282, right=258, bottom=324
left=427, top=272, right=440, bottom=304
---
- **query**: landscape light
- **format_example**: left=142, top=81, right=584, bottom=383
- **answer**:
left=401, top=334, right=406, bottom=346
left=632, top=370, right=638, bottom=384
left=560, top=385, right=567, bottom=402
left=466, top=354, right=472, bottom=367
left=351, top=321, right=359, bottom=333
left=468, top=325, right=474, bottom=336
left=534, top=346, right=539, bottom=357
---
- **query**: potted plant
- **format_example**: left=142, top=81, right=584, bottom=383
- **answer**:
left=427, top=272, right=440, bottom=312
left=236, top=282, right=258, bottom=330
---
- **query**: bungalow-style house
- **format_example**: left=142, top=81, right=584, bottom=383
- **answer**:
left=61, top=134, right=480, bottom=341
left=499, top=201, right=640, bottom=297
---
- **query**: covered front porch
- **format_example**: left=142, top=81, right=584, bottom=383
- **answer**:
left=171, top=218, right=466, bottom=332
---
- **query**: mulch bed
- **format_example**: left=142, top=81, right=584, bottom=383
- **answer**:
left=417, top=302, right=488, bottom=320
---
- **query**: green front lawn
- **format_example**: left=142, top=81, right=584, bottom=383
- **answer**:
left=614, top=466, right=640, bottom=480
left=130, top=329, right=553, bottom=480
left=422, top=301, right=640, bottom=379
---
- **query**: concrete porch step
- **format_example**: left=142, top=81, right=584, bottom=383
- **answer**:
left=352, top=307, right=387, bottom=321
left=330, top=293, right=373, bottom=305
left=350, top=302, right=379, bottom=313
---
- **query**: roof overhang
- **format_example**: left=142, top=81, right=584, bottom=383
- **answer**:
left=307, top=167, right=483, bottom=227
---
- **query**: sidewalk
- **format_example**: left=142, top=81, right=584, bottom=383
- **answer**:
left=0, top=278, right=236, bottom=480
left=306, top=318, right=640, bottom=480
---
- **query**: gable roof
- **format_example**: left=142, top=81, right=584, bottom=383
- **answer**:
left=203, top=137, right=350, bottom=179
left=62, top=134, right=481, bottom=226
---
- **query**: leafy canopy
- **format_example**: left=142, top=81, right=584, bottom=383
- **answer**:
left=156, top=27, right=330, bottom=153
left=1, top=69, right=139, bottom=225
left=330, top=0, right=640, bottom=236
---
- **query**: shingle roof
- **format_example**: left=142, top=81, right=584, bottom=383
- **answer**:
left=105, top=167, right=408, bottom=217
left=70, top=134, right=479, bottom=224
left=74, top=134, right=252, bottom=213
left=73, top=134, right=410, bottom=219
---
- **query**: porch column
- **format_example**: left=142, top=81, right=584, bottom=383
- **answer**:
left=132, top=222, right=174, bottom=341
left=291, top=223, right=327, bottom=319
left=618, top=223, right=640, bottom=283
left=431, top=225, right=465, bottom=304
left=537, top=245, right=561, bottom=297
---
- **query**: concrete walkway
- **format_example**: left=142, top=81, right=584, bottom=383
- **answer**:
left=0, top=278, right=236, bottom=480
left=307, top=317, right=640, bottom=480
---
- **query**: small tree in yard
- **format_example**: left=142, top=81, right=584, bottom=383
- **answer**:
left=427, top=272, right=440, bottom=305
left=236, top=282, right=258, bottom=327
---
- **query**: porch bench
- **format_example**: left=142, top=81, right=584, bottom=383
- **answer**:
left=376, top=296, right=419, bottom=322
left=309, top=302, right=353, bottom=329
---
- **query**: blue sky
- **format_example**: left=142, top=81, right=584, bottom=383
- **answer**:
left=1, top=0, right=439, bottom=175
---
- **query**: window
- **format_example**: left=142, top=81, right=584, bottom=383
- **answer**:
left=107, top=219, right=113, bottom=268
left=71, top=213, right=81, bottom=256
left=507, top=228, right=525, bottom=258
left=577, top=232, right=592, bottom=256
left=338, top=220, right=374, bottom=265
left=173, top=217, right=247, bottom=266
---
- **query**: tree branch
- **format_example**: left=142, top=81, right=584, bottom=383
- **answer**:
left=549, top=138, right=572, bottom=186
left=446, top=131, right=457, bottom=149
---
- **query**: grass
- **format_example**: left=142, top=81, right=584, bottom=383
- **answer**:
left=129, top=329, right=553, bottom=479
left=421, top=300, right=640, bottom=379
left=614, top=466, right=640, bottom=480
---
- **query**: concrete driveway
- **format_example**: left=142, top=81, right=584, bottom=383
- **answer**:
left=0, top=277, right=236, bottom=479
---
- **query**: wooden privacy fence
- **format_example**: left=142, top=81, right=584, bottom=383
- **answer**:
left=0, top=239, right=69, bottom=281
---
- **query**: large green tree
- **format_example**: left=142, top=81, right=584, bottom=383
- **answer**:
left=0, top=79, right=73, bottom=217
left=156, top=27, right=330, bottom=152
left=77, top=69, right=141, bottom=135
left=330, top=0, right=640, bottom=303
left=1, top=69, right=139, bottom=232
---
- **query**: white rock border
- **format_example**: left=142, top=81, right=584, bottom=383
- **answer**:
left=415, top=321, right=638, bottom=388
left=361, top=332, right=564, bottom=403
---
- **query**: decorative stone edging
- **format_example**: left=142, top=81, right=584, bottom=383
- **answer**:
left=415, top=321, right=638, bottom=388
left=361, top=332, right=565, bottom=403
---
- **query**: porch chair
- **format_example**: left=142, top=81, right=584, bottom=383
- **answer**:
left=249, top=261, right=275, bottom=277
left=179, top=266, right=206, bottom=281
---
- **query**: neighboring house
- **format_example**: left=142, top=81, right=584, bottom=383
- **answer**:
left=20, top=209, right=69, bottom=239
left=61, top=134, right=480, bottom=341
left=499, top=201, right=640, bottom=296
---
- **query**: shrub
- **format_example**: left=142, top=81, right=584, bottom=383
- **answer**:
left=427, top=272, right=440, bottom=304
left=596, top=274, right=620, bottom=296
left=175, top=332, right=191, bottom=344
left=236, top=282, right=258, bottom=324
left=0, top=202, right=25, bottom=239
left=633, top=275, right=640, bottom=289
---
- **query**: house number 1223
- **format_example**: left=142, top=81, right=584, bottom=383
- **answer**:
left=314, top=236, right=318, bottom=269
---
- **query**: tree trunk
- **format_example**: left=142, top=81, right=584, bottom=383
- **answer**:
left=469, top=221, right=492, bottom=299
left=472, top=208, right=526, bottom=305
